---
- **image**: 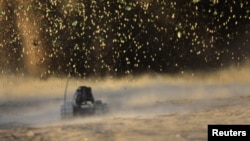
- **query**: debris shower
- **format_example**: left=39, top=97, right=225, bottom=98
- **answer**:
left=0, top=0, right=249, bottom=78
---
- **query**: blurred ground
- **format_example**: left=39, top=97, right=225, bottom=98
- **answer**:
left=0, top=65, right=250, bottom=141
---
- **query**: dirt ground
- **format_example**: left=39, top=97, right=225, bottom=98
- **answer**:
left=0, top=66, right=250, bottom=141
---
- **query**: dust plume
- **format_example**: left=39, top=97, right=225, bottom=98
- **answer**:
left=0, top=64, right=250, bottom=128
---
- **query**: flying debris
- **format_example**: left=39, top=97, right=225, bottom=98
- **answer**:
left=0, top=0, right=249, bottom=77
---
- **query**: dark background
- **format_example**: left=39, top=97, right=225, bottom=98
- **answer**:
left=0, top=0, right=249, bottom=78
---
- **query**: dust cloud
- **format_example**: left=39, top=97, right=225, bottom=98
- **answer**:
left=0, top=64, right=250, bottom=128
